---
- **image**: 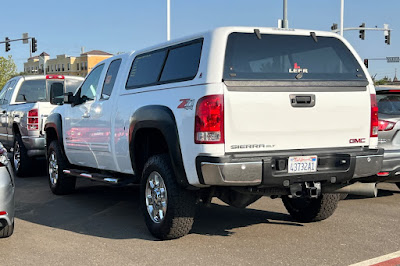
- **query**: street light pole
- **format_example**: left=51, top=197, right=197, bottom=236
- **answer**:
left=167, top=0, right=170, bottom=41
left=340, top=0, right=344, bottom=36
left=283, top=0, right=288, bottom=29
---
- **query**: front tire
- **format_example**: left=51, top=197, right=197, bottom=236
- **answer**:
left=140, top=154, right=196, bottom=240
left=282, top=194, right=340, bottom=222
left=12, top=134, right=32, bottom=177
left=47, top=140, right=76, bottom=195
left=0, top=222, right=14, bottom=238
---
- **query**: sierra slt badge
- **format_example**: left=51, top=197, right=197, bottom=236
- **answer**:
left=231, top=144, right=275, bottom=149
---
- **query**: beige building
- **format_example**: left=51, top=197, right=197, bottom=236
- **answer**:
left=24, top=50, right=113, bottom=77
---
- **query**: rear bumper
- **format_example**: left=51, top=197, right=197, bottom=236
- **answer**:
left=21, top=136, right=45, bottom=157
left=196, top=148, right=383, bottom=187
left=357, top=149, right=400, bottom=183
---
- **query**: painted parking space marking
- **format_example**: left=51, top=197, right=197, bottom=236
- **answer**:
left=350, top=251, right=400, bottom=266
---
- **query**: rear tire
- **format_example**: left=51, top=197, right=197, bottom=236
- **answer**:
left=47, top=140, right=76, bottom=195
left=0, top=222, right=14, bottom=238
left=12, top=134, right=32, bottom=177
left=282, top=193, right=340, bottom=222
left=140, top=154, right=196, bottom=240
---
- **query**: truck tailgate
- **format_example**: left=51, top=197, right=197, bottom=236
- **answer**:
left=224, top=84, right=371, bottom=153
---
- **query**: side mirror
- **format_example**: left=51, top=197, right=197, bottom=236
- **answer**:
left=64, top=92, right=74, bottom=105
left=49, top=82, right=64, bottom=105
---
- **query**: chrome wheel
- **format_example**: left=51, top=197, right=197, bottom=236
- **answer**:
left=48, top=151, right=59, bottom=185
left=145, top=171, right=167, bottom=223
left=13, top=141, right=20, bottom=171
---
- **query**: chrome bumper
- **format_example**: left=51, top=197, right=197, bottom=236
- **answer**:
left=21, top=136, right=45, bottom=157
left=198, top=149, right=384, bottom=186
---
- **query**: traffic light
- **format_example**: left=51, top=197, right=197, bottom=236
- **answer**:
left=385, top=30, right=391, bottom=45
left=5, top=37, right=10, bottom=52
left=31, top=37, right=37, bottom=53
left=359, top=23, right=365, bottom=40
left=364, top=59, right=369, bottom=68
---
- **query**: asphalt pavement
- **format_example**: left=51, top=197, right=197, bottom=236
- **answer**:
left=1, top=165, right=399, bottom=266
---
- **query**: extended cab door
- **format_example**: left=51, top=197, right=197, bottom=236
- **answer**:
left=87, top=58, right=123, bottom=170
left=64, top=64, right=105, bottom=167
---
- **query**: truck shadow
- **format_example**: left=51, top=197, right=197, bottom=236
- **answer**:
left=14, top=176, right=301, bottom=241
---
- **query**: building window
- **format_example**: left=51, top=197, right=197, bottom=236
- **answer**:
left=68, top=63, right=70, bottom=70
left=77, top=63, right=80, bottom=70
left=84, top=62, right=87, bottom=70
left=62, top=64, right=64, bottom=71
left=58, top=64, right=60, bottom=71
left=51, top=65, right=53, bottom=72
left=81, top=62, right=84, bottom=71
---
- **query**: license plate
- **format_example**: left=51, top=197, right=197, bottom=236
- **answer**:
left=288, top=155, right=317, bottom=173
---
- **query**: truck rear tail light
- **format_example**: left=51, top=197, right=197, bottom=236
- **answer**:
left=195, top=94, right=224, bottom=144
left=0, top=211, right=7, bottom=216
left=370, top=94, right=378, bottom=137
left=377, top=172, right=389, bottom=177
left=378, top=120, right=396, bottom=131
left=27, top=109, right=39, bottom=131
left=46, top=75, right=65, bottom=80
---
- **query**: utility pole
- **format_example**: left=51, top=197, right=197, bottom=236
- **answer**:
left=340, top=0, right=344, bottom=36
left=282, top=0, right=288, bottom=29
left=167, top=0, right=170, bottom=41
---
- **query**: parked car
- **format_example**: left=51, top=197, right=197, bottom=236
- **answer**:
left=359, top=86, right=400, bottom=189
left=0, top=142, right=15, bottom=238
left=45, top=27, right=382, bottom=240
left=0, top=75, right=84, bottom=176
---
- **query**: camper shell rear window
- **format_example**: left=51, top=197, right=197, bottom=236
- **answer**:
left=223, top=33, right=367, bottom=81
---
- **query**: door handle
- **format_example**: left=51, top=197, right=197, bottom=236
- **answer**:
left=82, top=113, right=90, bottom=118
left=290, top=94, right=316, bottom=107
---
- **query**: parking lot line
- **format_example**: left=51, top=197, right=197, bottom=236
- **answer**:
left=349, top=250, right=400, bottom=266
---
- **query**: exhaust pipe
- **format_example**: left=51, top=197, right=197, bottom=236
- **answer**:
left=322, top=182, right=377, bottom=197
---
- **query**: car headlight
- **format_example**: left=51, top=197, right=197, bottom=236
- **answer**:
left=0, top=142, right=9, bottom=166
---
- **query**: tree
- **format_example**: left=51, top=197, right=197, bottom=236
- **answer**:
left=0, top=55, right=17, bottom=90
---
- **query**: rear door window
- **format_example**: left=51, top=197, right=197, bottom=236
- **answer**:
left=224, top=33, right=366, bottom=81
left=101, top=59, right=122, bottom=99
left=377, top=94, right=400, bottom=115
left=16, top=80, right=46, bottom=102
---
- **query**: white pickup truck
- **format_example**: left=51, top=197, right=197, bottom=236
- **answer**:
left=45, top=27, right=383, bottom=240
left=0, top=75, right=83, bottom=176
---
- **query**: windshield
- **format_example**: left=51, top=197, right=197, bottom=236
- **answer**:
left=377, top=94, right=400, bottom=115
left=223, top=33, right=366, bottom=81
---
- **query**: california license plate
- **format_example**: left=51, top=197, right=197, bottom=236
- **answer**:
left=288, top=155, right=318, bottom=173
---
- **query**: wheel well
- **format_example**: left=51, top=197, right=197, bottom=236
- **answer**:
left=45, top=127, right=58, bottom=149
left=133, top=128, right=169, bottom=177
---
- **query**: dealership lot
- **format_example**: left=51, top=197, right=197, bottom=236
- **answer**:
left=1, top=165, right=399, bottom=266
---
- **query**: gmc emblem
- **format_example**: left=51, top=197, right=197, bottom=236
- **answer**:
left=349, top=138, right=366, bottom=144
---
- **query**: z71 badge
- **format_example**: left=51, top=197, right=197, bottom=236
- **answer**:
left=178, top=99, right=195, bottom=110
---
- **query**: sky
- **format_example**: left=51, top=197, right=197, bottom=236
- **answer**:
left=1, top=0, right=399, bottom=80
